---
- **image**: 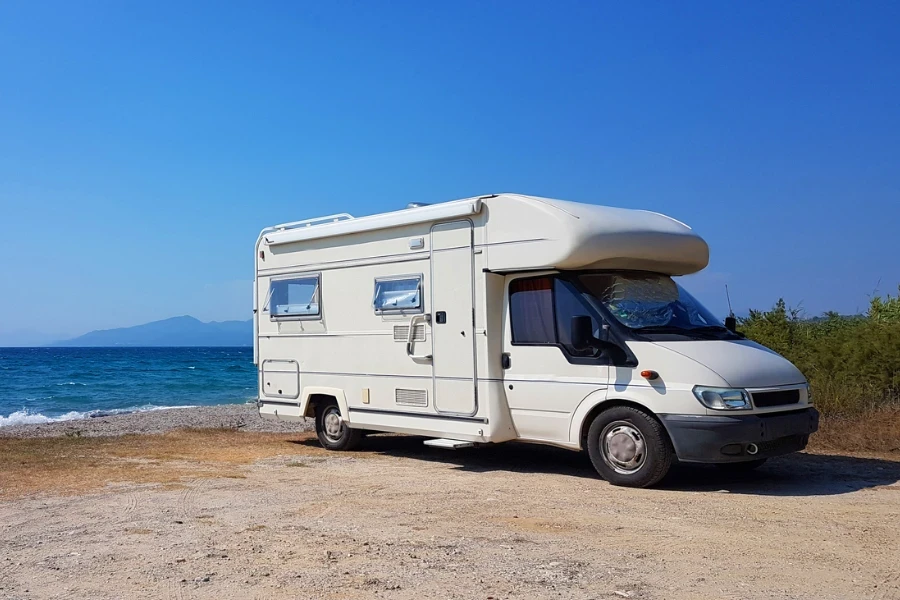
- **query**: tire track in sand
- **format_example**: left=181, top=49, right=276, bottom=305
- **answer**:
left=178, top=478, right=213, bottom=520
left=121, top=488, right=139, bottom=515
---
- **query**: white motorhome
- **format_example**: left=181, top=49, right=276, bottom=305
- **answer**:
left=254, top=194, right=819, bottom=487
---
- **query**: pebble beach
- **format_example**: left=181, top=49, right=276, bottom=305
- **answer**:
left=0, top=402, right=313, bottom=439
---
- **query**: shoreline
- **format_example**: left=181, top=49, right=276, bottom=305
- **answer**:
left=0, top=403, right=313, bottom=439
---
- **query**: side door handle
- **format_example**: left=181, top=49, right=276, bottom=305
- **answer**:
left=406, top=314, right=433, bottom=361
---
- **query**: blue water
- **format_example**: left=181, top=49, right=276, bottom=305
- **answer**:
left=0, top=347, right=256, bottom=427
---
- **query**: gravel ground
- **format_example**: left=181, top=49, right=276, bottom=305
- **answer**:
left=0, top=403, right=313, bottom=438
left=1, top=431, right=900, bottom=598
left=2, top=406, right=899, bottom=599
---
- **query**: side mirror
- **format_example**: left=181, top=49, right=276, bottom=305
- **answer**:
left=724, top=316, right=737, bottom=333
left=570, top=316, right=596, bottom=352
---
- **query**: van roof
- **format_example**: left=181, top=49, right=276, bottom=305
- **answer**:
left=261, top=193, right=709, bottom=276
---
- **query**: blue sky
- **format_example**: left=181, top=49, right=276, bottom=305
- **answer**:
left=1, top=1, right=898, bottom=342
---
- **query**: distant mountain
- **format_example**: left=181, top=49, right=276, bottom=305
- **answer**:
left=54, top=316, right=252, bottom=347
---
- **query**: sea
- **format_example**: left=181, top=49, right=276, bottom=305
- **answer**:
left=0, top=347, right=256, bottom=427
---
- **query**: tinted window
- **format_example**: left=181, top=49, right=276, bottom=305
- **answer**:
left=554, top=279, right=602, bottom=355
left=510, top=276, right=605, bottom=357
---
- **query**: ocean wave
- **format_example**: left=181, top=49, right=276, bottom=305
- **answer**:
left=0, top=404, right=199, bottom=428
left=0, top=410, right=88, bottom=427
left=56, top=382, right=88, bottom=386
left=90, top=404, right=199, bottom=417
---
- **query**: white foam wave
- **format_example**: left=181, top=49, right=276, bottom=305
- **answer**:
left=56, top=382, right=88, bottom=386
left=0, top=405, right=199, bottom=428
left=0, top=410, right=88, bottom=427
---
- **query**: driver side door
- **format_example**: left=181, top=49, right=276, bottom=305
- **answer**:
left=502, top=275, right=610, bottom=444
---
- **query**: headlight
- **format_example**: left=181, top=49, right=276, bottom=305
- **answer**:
left=693, top=386, right=752, bottom=410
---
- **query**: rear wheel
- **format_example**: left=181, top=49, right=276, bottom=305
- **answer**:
left=586, top=406, right=673, bottom=488
left=314, top=402, right=362, bottom=451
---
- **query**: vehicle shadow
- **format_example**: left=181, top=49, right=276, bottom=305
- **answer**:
left=292, top=435, right=900, bottom=497
left=661, top=453, right=900, bottom=497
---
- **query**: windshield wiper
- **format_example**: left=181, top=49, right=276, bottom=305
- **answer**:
left=631, top=325, right=723, bottom=338
left=687, top=325, right=730, bottom=332
left=632, top=325, right=686, bottom=332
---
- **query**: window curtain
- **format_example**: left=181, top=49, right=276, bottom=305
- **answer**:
left=510, top=278, right=555, bottom=343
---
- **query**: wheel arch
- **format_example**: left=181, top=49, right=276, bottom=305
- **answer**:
left=301, top=387, right=350, bottom=421
left=571, top=396, right=672, bottom=451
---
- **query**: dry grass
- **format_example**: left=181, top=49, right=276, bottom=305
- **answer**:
left=0, top=429, right=324, bottom=499
left=2, top=417, right=897, bottom=500
left=809, top=406, right=900, bottom=454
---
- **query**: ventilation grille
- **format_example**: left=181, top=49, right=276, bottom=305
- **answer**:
left=393, top=324, right=426, bottom=342
left=395, top=388, right=428, bottom=407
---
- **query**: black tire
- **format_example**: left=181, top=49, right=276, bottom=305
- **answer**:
left=586, top=406, right=673, bottom=488
left=314, top=402, right=362, bottom=451
left=716, top=458, right=767, bottom=471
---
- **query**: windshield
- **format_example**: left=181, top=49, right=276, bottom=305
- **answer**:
left=578, top=272, right=723, bottom=331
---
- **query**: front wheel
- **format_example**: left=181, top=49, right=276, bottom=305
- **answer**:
left=315, top=402, right=362, bottom=451
left=586, top=406, right=673, bottom=488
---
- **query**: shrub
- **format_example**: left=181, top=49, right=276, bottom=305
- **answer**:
left=738, top=287, right=900, bottom=417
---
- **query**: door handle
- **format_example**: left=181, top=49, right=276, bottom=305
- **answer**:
left=406, top=314, right=432, bottom=361
left=501, top=353, right=511, bottom=369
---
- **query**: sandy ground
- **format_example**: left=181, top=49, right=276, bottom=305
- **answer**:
left=1, top=406, right=899, bottom=600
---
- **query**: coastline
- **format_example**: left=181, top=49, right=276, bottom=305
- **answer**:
left=0, top=403, right=313, bottom=439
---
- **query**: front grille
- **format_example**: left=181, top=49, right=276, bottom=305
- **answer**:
left=752, top=389, right=800, bottom=408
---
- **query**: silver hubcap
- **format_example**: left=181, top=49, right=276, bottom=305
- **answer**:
left=323, top=409, right=343, bottom=441
left=601, top=421, right=646, bottom=474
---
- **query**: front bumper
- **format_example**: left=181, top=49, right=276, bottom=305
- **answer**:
left=660, top=407, right=820, bottom=463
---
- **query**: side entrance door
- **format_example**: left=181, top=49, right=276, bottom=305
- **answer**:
left=430, top=220, right=477, bottom=415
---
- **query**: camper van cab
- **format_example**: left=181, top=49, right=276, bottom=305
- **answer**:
left=254, top=194, right=819, bottom=488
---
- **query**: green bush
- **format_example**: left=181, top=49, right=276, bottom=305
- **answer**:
left=738, top=288, right=900, bottom=416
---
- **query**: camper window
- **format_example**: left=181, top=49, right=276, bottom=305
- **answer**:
left=373, top=276, right=423, bottom=314
left=267, top=275, right=321, bottom=319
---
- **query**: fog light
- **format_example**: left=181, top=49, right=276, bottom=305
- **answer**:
left=721, top=443, right=743, bottom=456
